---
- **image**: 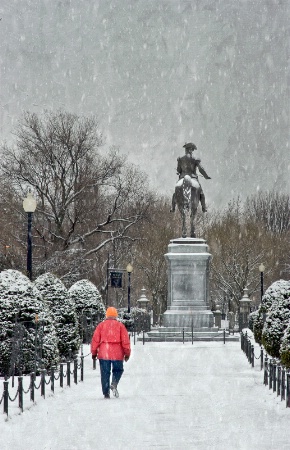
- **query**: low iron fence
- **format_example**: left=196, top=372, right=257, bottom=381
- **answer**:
left=130, top=328, right=236, bottom=344
left=241, top=331, right=290, bottom=408
left=0, top=353, right=88, bottom=417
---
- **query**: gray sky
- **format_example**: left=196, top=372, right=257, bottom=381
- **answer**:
left=0, top=0, right=289, bottom=208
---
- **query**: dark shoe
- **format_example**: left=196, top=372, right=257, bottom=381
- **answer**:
left=104, top=394, right=110, bottom=399
left=110, top=383, right=119, bottom=398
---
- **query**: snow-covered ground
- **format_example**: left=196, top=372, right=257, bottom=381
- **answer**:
left=1, top=340, right=289, bottom=450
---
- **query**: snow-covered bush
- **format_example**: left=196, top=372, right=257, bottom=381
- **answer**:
left=252, top=310, right=265, bottom=345
left=119, top=307, right=151, bottom=333
left=253, top=280, right=290, bottom=345
left=248, top=310, right=259, bottom=332
left=261, top=280, right=290, bottom=358
left=280, top=325, right=290, bottom=368
left=261, top=280, right=289, bottom=311
left=118, top=310, right=134, bottom=331
left=68, top=279, right=105, bottom=342
left=0, top=270, right=59, bottom=376
left=34, top=273, right=81, bottom=358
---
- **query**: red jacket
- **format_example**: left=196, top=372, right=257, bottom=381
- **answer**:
left=91, top=318, right=131, bottom=361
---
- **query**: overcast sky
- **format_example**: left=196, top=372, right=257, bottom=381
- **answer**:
left=0, top=0, right=289, bottom=208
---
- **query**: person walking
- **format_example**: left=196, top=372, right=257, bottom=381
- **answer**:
left=91, top=307, right=131, bottom=399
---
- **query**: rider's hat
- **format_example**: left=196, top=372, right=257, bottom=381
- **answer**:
left=183, top=143, right=197, bottom=150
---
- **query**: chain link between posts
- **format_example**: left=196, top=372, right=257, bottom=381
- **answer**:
left=240, top=331, right=290, bottom=408
left=1, top=354, right=85, bottom=417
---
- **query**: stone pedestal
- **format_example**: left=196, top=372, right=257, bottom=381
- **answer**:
left=162, top=238, right=214, bottom=329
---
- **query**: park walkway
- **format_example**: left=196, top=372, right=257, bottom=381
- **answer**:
left=1, top=341, right=289, bottom=450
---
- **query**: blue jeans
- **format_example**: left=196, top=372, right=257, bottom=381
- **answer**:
left=99, top=359, right=124, bottom=396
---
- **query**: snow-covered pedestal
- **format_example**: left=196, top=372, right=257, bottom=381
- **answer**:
left=162, top=238, right=214, bottom=329
left=145, top=238, right=239, bottom=341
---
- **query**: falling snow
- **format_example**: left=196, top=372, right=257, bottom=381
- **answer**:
left=0, top=0, right=289, bottom=208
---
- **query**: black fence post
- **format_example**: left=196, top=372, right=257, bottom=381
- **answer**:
left=273, top=362, right=277, bottom=393
left=74, top=358, right=78, bottom=384
left=223, top=329, right=226, bottom=344
left=3, top=379, right=9, bottom=415
left=41, top=369, right=46, bottom=398
left=264, top=355, right=268, bottom=386
left=18, top=376, right=23, bottom=412
left=248, top=340, right=251, bottom=364
left=269, top=360, right=273, bottom=390
left=286, top=373, right=290, bottom=408
left=241, top=332, right=244, bottom=351
left=60, top=363, right=64, bottom=388
left=30, top=373, right=35, bottom=402
left=81, top=356, right=84, bottom=382
left=143, top=330, right=145, bottom=345
left=182, top=328, right=184, bottom=344
left=51, top=367, right=55, bottom=393
left=277, top=365, right=281, bottom=397
left=251, top=345, right=255, bottom=367
left=260, top=348, right=264, bottom=371
left=281, top=368, right=286, bottom=401
left=67, top=361, right=71, bottom=387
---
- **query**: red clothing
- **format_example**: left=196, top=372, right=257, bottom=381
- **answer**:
left=91, top=318, right=131, bottom=361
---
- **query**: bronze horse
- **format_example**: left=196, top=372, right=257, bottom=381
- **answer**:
left=173, top=175, right=200, bottom=238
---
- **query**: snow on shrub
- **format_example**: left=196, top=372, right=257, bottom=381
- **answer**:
left=280, top=324, right=290, bottom=368
left=248, top=310, right=258, bottom=332
left=253, top=280, right=290, bottom=345
left=261, top=280, right=289, bottom=311
left=252, top=310, right=265, bottom=345
left=34, top=273, right=81, bottom=358
left=118, top=307, right=151, bottom=333
left=261, top=280, right=290, bottom=358
left=0, top=270, right=59, bottom=376
left=68, top=279, right=105, bottom=341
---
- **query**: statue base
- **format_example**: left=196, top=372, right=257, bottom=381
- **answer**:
left=162, top=237, right=214, bottom=328
left=145, top=238, right=239, bottom=341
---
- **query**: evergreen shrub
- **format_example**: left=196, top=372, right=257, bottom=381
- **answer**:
left=119, top=307, right=151, bottom=333
left=261, top=280, right=290, bottom=358
left=68, top=279, right=105, bottom=342
left=34, top=273, right=81, bottom=358
left=280, top=324, right=290, bottom=368
left=0, top=270, right=58, bottom=375
left=253, top=280, right=290, bottom=346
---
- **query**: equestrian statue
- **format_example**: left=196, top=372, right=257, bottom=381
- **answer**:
left=171, top=143, right=211, bottom=238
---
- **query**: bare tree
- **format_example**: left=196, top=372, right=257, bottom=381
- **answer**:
left=127, top=197, right=179, bottom=320
left=0, top=111, right=153, bottom=283
left=245, top=191, right=290, bottom=234
left=205, top=199, right=288, bottom=312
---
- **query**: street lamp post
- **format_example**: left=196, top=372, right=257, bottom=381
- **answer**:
left=23, top=192, right=37, bottom=281
left=126, top=263, right=133, bottom=313
left=259, top=263, right=265, bottom=302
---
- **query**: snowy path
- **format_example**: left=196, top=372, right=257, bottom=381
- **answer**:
left=1, top=341, right=289, bottom=450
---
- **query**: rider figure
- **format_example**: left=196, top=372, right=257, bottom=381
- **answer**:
left=171, top=143, right=211, bottom=212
